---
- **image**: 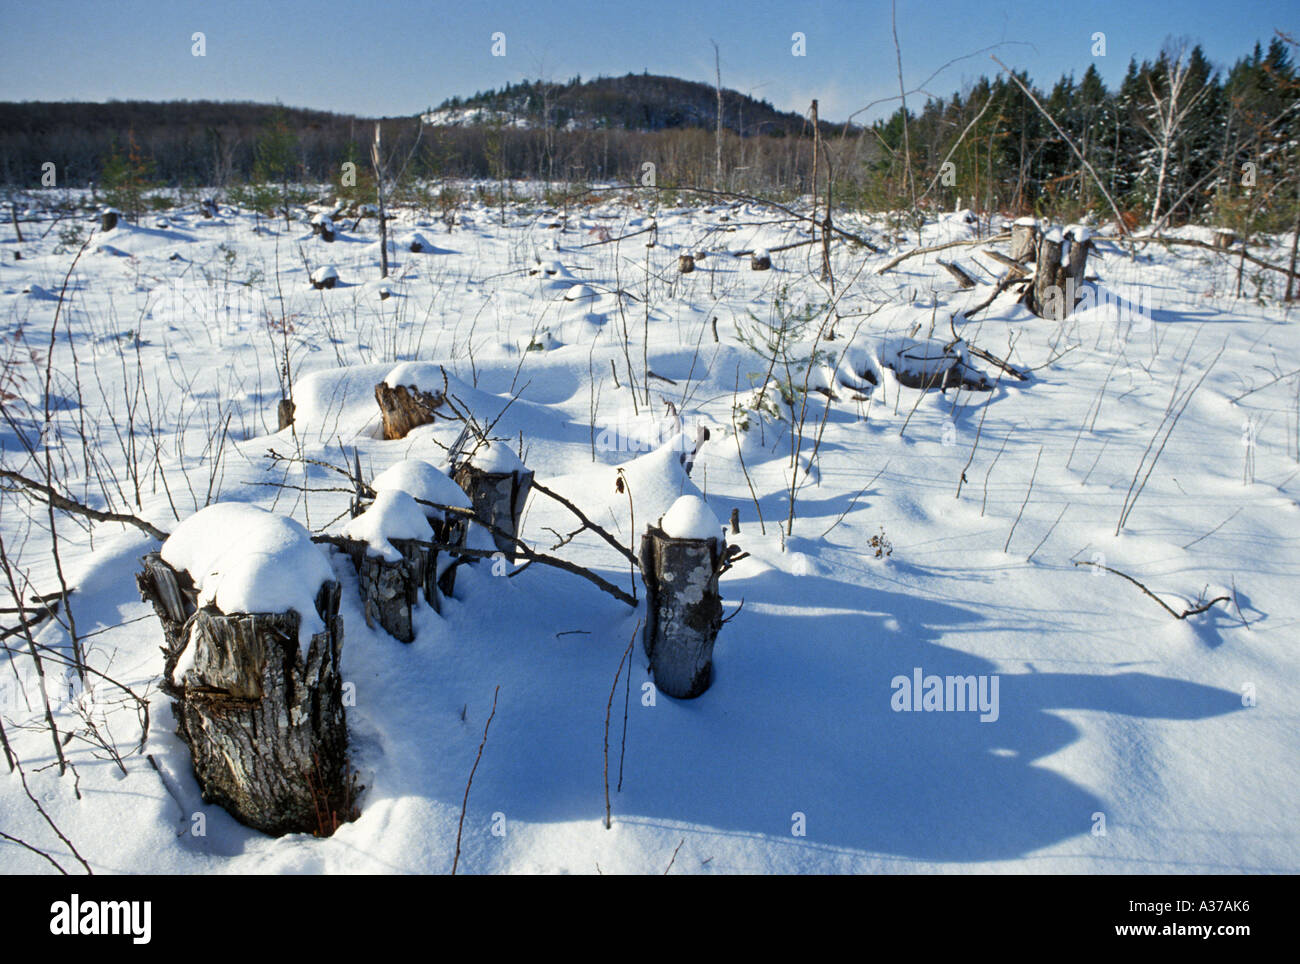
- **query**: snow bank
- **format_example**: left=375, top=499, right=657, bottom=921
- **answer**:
left=660, top=495, right=722, bottom=541
left=372, top=459, right=471, bottom=513
left=343, top=489, right=432, bottom=561
left=161, top=503, right=334, bottom=658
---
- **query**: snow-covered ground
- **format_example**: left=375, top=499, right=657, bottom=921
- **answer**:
left=1, top=189, right=1296, bottom=873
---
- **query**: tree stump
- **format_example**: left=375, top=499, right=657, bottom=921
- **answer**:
left=1030, top=228, right=1091, bottom=320
left=638, top=526, right=725, bottom=699
left=310, top=214, right=336, bottom=242
left=1213, top=228, right=1236, bottom=250
left=100, top=208, right=119, bottom=232
left=276, top=397, right=295, bottom=431
left=1010, top=219, right=1038, bottom=263
left=336, top=537, right=440, bottom=642
left=199, top=198, right=219, bottom=218
left=451, top=463, right=533, bottom=562
left=310, top=265, right=338, bottom=290
left=136, top=553, right=352, bottom=837
left=679, top=253, right=695, bottom=273
left=751, top=251, right=772, bottom=271
left=374, top=382, right=445, bottom=440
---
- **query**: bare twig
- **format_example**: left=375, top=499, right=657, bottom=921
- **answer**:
left=452, top=685, right=500, bottom=875
left=1073, top=561, right=1230, bottom=620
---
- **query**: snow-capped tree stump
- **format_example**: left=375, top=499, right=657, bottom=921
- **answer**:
left=310, top=265, right=338, bottom=290
left=100, top=208, right=119, bottom=232
left=1029, top=228, right=1091, bottom=320
left=137, top=552, right=351, bottom=837
left=1213, top=228, right=1236, bottom=250
left=679, top=254, right=695, bottom=273
left=639, top=523, right=726, bottom=700
left=277, top=397, right=295, bottom=431
left=751, top=251, right=772, bottom=271
left=374, top=381, right=446, bottom=440
left=199, top=198, right=219, bottom=219
left=310, top=214, right=336, bottom=242
left=1010, top=219, right=1038, bottom=262
left=452, top=462, right=534, bottom=562
left=336, top=537, right=439, bottom=642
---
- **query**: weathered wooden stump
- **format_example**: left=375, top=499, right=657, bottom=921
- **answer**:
left=374, top=381, right=445, bottom=440
left=310, top=214, right=336, bottom=242
left=100, top=208, right=119, bottom=232
left=336, top=537, right=439, bottom=642
left=751, top=251, right=772, bottom=271
left=1213, top=228, right=1236, bottom=250
left=1010, top=218, right=1038, bottom=263
left=137, top=553, right=352, bottom=837
left=276, top=397, right=295, bottom=431
left=450, top=446, right=533, bottom=563
left=199, top=198, right=219, bottom=218
left=639, top=517, right=726, bottom=700
left=679, top=253, right=695, bottom=273
left=1030, top=227, right=1091, bottom=320
left=310, top=265, right=338, bottom=290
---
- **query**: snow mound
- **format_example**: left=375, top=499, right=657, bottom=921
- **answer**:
left=311, top=265, right=338, bottom=285
left=459, top=439, right=525, bottom=475
left=372, top=459, right=471, bottom=513
left=343, top=489, right=432, bottom=561
left=161, top=503, right=334, bottom=657
left=660, top=495, right=722, bottom=541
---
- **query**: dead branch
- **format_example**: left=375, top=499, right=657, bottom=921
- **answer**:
left=452, top=685, right=499, bottom=875
left=877, top=234, right=1010, bottom=274
left=0, top=468, right=168, bottom=542
left=1073, top=561, right=1231, bottom=619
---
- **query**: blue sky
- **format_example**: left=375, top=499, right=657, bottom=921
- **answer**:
left=0, top=0, right=1294, bottom=121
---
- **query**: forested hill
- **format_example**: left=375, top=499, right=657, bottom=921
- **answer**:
left=424, top=73, right=821, bottom=136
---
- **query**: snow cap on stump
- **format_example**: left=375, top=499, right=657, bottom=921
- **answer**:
left=161, top=502, right=334, bottom=656
left=660, top=494, right=723, bottom=542
left=343, top=489, right=432, bottom=562
left=372, top=459, right=471, bottom=515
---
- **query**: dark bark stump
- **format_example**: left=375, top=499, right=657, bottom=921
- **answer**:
left=136, top=553, right=352, bottom=837
left=199, top=198, right=219, bottom=218
left=451, top=464, right=533, bottom=562
left=1030, top=230, right=1091, bottom=320
left=100, top=209, right=119, bottom=232
left=751, top=253, right=772, bottom=271
left=1031, top=234, right=1065, bottom=319
left=679, top=254, right=695, bottom=273
left=638, top=526, right=725, bottom=699
left=311, top=218, right=336, bottom=242
left=1010, top=220, right=1038, bottom=262
left=337, top=537, right=440, bottom=643
left=277, top=397, right=295, bottom=431
left=374, top=382, right=446, bottom=440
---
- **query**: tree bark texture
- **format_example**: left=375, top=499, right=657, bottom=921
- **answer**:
left=338, top=536, right=440, bottom=643
left=137, top=553, right=352, bottom=837
left=374, top=381, right=446, bottom=440
left=451, top=464, right=534, bottom=563
left=638, top=527, right=725, bottom=699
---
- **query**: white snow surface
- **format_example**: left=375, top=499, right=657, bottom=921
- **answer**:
left=371, top=459, right=471, bottom=513
left=1, top=187, right=1297, bottom=875
left=660, top=495, right=723, bottom=541
left=160, top=503, right=333, bottom=656
left=342, top=489, right=432, bottom=561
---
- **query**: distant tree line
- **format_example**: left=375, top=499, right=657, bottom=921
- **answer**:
left=2, top=36, right=1296, bottom=232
